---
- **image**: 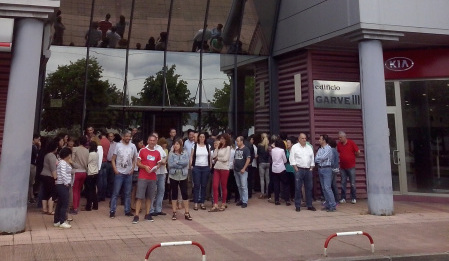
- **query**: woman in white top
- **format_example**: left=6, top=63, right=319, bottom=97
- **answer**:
left=85, top=141, right=99, bottom=211
left=271, top=139, right=289, bottom=205
left=190, top=133, right=212, bottom=211
left=209, top=133, right=231, bottom=212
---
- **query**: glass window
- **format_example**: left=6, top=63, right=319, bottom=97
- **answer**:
left=44, top=46, right=126, bottom=131
left=400, top=80, right=449, bottom=193
left=385, top=81, right=395, bottom=106
left=45, top=0, right=277, bottom=134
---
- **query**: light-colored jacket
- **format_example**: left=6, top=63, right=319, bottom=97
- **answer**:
left=213, top=146, right=230, bottom=170
left=168, top=151, right=189, bottom=176
left=88, top=151, right=99, bottom=175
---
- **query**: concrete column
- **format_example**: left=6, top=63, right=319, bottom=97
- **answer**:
left=359, top=40, right=394, bottom=215
left=0, top=18, right=44, bottom=233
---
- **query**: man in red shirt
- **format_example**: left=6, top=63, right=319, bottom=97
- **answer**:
left=133, top=135, right=161, bottom=224
left=98, top=13, right=112, bottom=40
left=337, top=131, right=361, bottom=204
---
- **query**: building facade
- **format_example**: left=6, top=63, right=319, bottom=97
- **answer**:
left=1, top=0, right=449, bottom=233
left=257, top=0, right=449, bottom=212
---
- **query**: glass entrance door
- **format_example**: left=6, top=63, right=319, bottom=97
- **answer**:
left=388, top=113, right=400, bottom=191
left=386, top=80, right=449, bottom=194
left=399, top=80, right=449, bottom=193
left=386, top=82, right=407, bottom=193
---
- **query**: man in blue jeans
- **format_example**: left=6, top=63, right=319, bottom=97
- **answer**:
left=233, top=136, right=251, bottom=208
left=337, top=131, right=360, bottom=204
left=316, top=134, right=336, bottom=212
left=289, top=133, right=316, bottom=212
left=109, top=130, right=137, bottom=218
left=149, top=132, right=167, bottom=217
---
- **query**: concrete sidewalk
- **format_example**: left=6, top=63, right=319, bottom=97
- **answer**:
left=1, top=195, right=448, bottom=260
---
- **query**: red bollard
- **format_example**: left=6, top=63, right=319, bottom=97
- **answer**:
left=144, top=241, right=206, bottom=261
left=324, top=231, right=374, bottom=256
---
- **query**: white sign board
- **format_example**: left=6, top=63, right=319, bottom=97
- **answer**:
left=313, top=80, right=361, bottom=109
left=0, top=18, right=14, bottom=52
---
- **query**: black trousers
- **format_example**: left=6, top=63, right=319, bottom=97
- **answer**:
left=272, top=171, right=290, bottom=202
left=247, top=166, right=256, bottom=198
left=267, top=166, right=274, bottom=198
left=85, top=174, right=98, bottom=210
left=170, top=178, right=188, bottom=200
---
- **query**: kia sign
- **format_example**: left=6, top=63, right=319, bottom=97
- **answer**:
left=0, top=18, right=14, bottom=52
left=384, top=57, right=414, bottom=71
left=313, top=80, right=361, bottom=109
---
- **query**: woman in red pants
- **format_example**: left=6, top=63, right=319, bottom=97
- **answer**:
left=71, top=136, right=89, bottom=214
left=209, top=133, right=231, bottom=212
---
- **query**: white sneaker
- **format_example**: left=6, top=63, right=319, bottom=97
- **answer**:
left=59, top=222, right=71, bottom=229
left=351, top=199, right=357, bottom=204
left=339, top=199, right=346, bottom=204
left=53, top=222, right=60, bottom=227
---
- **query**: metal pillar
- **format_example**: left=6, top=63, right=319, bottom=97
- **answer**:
left=359, top=40, right=394, bottom=216
left=0, top=18, right=44, bottom=233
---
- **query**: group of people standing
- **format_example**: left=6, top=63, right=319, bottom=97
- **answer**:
left=123, top=129, right=254, bottom=224
left=30, top=127, right=360, bottom=228
left=85, top=13, right=127, bottom=48
left=287, top=131, right=360, bottom=212
left=106, top=128, right=361, bottom=223
left=31, top=128, right=104, bottom=228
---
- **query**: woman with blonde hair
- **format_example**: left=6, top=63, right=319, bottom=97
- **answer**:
left=257, top=133, right=270, bottom=198
left=157, top=137, right=169, bottom=156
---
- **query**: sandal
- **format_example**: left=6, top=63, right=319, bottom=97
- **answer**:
left=47, top=211, right=55, bottom=215
left=208, top=207, right=219, bottom=212
left=193, top=204, right=198, bottom=211
left=172, top=212, right=177, bottom=220
left=184, top=212, right=192, bottom=221
left=218, top=206, right=226, bottom=211
left=200, top=204, right=206, bottom=210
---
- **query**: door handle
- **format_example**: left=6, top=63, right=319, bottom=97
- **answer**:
left=393, top=150, right=399, bottom=165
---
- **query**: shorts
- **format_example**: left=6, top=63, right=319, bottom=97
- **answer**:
left=136, top=179, right=156, bottom=200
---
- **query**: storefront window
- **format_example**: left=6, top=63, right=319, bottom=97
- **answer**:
left=400, top=80, right=449, bottom=193
left=385, top=81, right=395, bottom=106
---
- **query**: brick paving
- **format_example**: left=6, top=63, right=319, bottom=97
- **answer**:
left=1, top=195, right=449, bottom=260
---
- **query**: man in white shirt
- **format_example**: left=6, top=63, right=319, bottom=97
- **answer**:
left=106, top=26, right=121, bottom=48
left=192, top=26, right=212, bottom=52
left=289, top=133, right=316, bottom=212
left=109, top=131, right=138, bottom=218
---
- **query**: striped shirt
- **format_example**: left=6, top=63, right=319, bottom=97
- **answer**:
left=56, top=160, right=72, bottom=186
left=315, top=144, right=332, bottom=167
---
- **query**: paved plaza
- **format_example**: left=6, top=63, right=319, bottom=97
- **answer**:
left=1, top=195, right=449, bottom=260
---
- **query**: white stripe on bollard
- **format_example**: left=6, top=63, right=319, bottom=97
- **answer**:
left=336, top=231, right=363, bottom=236
left=160, top=241, right=193, bottom=247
